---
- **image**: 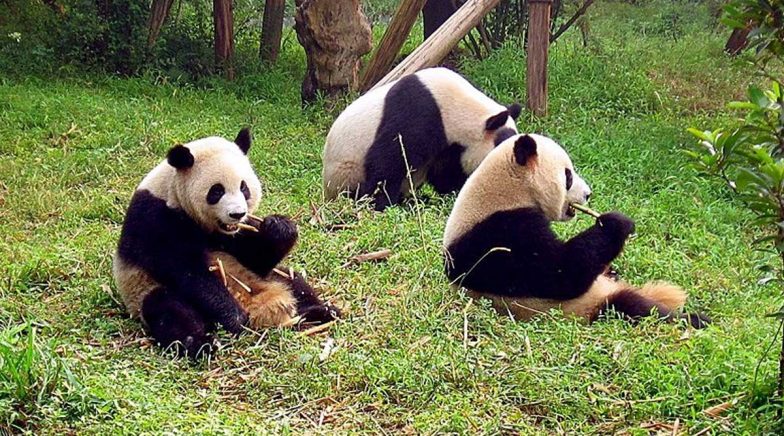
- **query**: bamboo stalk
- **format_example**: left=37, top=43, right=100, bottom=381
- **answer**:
left=298, top=320, right=336, bottom=337
left=570, top=202, right=600, bottom=218
left=237, top=222, right=258, bottom=232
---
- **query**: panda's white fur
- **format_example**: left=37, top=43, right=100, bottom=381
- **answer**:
left=323, top=67, right=519, bottom=208
left=445, top=134, right=591, bottom=240
left=114, top=135, right=262, bottom=318
left=443, top=133, right=707, bottom=327
left=139, top=136, right=262, bottom=235
left=113, top=130, right=338, bottom=357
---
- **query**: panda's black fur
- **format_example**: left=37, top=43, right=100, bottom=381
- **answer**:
left=322, top=67, right=521, bottom=211
left=443, top=133, right=709, bottom=328
left=114, top=129, right=339, bottom=357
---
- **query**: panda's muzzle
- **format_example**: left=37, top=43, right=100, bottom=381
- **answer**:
left=219, top=222, right=240, bottom=233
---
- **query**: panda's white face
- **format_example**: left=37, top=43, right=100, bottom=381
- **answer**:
left=508, top=134, right=592, bottom=222
left=168, top=135, right=262, bottom=235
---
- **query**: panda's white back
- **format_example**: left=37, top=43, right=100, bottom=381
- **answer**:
left=322, top=67, right=516, bottom=200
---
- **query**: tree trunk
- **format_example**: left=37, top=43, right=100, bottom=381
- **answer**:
left=214, top=0, right=235, bottom=80
left=294, top=0, right=372, bottom=103
left=373, top=0, right=502, bottom=91
left=423, top=0, right=458, bottom=39
left=359, top=0, right=428, bottom=92
left=260, top=0, right=285, bottom=62
left=148, top=0, right=175, bottom=48
left=527, top=0, right=551, bottom=116
left=725, top=26, right=751, bottom=56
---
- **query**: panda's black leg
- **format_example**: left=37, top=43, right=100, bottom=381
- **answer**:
left=284, top=272, right=340, bottom=325
left=362, top=177, right=403, bottom=211
left=141, top=287, right=215, bottom=359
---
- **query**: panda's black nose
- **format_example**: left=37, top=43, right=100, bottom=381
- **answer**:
left=229, top=212, right=246, bottom=220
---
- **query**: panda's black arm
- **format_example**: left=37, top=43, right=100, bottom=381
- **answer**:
left=552, top=212, right=635, bottom=296
left=212, top=214, right=298, bottom=276
left=117, top=190, right=248, bottom=334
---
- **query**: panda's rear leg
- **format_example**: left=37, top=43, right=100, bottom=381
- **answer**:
left=361, top=177, right=403, bottom=211
left=598, top=288, right=709, bottom=329
left=141, top=287, right=214, bottom=358
left=284, top=271, right=341, bottom=325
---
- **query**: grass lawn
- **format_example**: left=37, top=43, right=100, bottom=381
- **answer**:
left=1, top=2, right=782, bottom=433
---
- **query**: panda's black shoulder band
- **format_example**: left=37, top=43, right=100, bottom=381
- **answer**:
left=167, top=144, right=194, bottom=170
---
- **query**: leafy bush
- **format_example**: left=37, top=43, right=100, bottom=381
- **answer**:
left=686, top=0, right=784, bottom=423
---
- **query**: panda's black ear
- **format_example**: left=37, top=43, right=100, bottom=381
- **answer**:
left=507, top=103, right=522, bottom=120
left=167, top=144, right=194, bottom=170
left=235, top=127, right=252, bottom=154
left=485, top=110, right=509, bottom=131
left=513, top=135, right=537, bottom=166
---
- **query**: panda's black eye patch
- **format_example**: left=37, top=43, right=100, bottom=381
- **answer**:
left=207, top=183, right=225, bottom=205
left=240, top=180, right=250, bottom=200
left=565, top=169, right=573, bottom=190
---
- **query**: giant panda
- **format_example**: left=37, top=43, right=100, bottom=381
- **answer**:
left=443, top=133, right=709, bottom=328
left=113, top=128, right=340, bottom=357
left=322, top=67, right=522, bottom=211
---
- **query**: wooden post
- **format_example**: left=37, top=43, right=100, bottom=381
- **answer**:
left=372, top=0, right=502, bottom=90
left=213, top=0, right=235, bottom=80
left=527, top=0, right=551, bottom=116
left=260, top=0, right=285, bottom=62
left=359, top=0, right=428, bottom=92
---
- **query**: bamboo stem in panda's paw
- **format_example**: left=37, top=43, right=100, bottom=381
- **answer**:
left=237, top=222, right=258, bottom=232
left=570, top=202, right=601, bottom=218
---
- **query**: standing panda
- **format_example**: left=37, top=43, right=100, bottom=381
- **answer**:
left=113, top=128, right=339, bottom=357
left=443, top=133, right=709, bottom=328
left=322, top=67, right=522, bottom=211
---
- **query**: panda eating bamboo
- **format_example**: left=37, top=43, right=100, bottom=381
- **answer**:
left=113, top=128, right=339, bottom=357
left=443, top=133, right=710, bottom=327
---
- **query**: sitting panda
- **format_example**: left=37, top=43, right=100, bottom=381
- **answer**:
left=322, top=67, right=522, bottom=211
left=443, top=133, right=709, bottom=328
left=113, top=128, right=340, bottom=357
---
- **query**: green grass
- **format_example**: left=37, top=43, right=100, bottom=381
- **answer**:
left=1, top=1, right=782, bottom=433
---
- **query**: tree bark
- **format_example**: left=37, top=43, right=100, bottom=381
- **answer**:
left=260, top=0, right=285, bottom=62
left=423, top=0, right=458, bottom=39
left=527, top=0, right=551, bottom=116
left=148, top=0, right=175, bottom=48
left=725, top=26, right=751, bottom=56
left=214, top=0, right=235, bottom=80
left=294, top=0, right=372, bottom=103
left=372, top=0, right=502, bottom=91
left=359, top=0, right=428, bottom=92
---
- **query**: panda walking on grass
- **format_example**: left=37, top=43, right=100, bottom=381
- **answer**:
left=113, top=128, right=339, bottom=358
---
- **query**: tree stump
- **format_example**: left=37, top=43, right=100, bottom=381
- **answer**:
left=294, top=0, right=372, bottom=103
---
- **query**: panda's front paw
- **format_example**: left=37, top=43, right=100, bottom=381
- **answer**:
left=259, top=214, right=299, bottom=245
left=598, top=212, right=635, bottom=241
left=220, top=306, right=249, bottom=335
left=298, top=303, right=341, bottom=325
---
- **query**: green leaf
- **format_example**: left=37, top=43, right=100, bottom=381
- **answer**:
left=749, top=86, right=771, bottom=108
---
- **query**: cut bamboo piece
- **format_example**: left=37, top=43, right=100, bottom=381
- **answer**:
left=570, top=202, right=600, bottom=218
